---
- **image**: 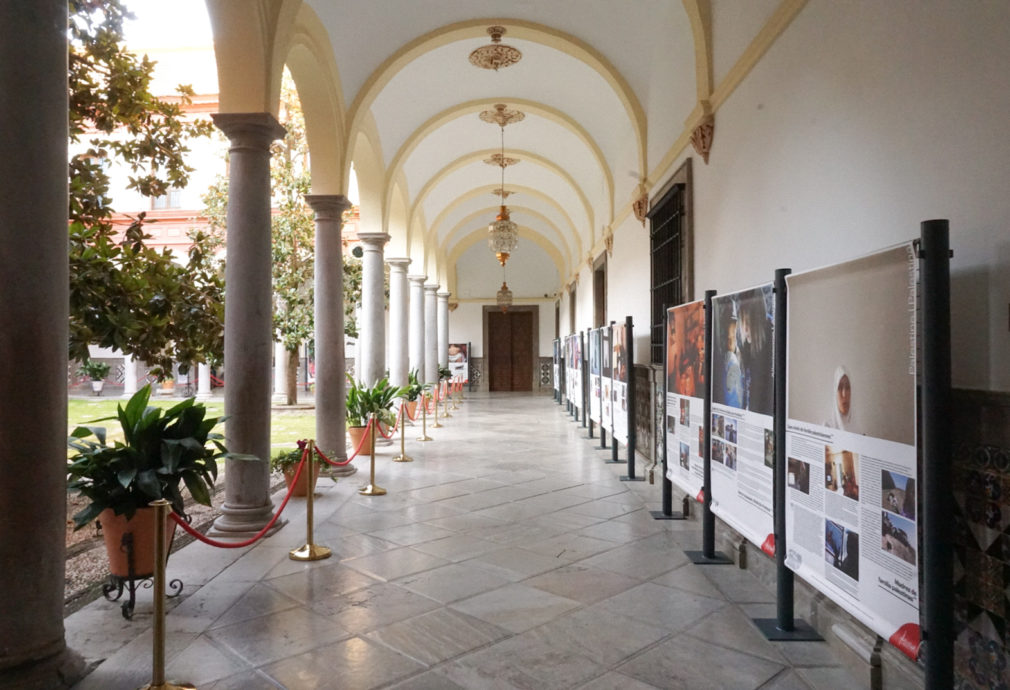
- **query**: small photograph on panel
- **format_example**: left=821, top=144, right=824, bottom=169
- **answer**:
left=881, top=470, right=916, bottom=521
left=881, top=511, right=916, bottom=566
left=788, top=457, right=810, bottom=494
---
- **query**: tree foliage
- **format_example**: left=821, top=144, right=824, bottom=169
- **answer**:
left=68, top=0, right=222, bottom=376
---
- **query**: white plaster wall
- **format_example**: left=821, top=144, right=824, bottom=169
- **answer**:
left=446, top=299, right=555, bottom=359
left=674, top=0, right=1010, bottom=391
left=607, top=215, right=652, bottom=364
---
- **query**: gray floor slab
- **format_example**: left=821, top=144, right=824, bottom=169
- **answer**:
left=69, top=393, right=865, bottom=690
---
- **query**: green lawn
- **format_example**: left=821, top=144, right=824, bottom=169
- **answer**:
left=68, top=397, right=317, bottom=459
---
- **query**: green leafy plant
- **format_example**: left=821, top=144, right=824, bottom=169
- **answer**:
left=66, top=384, right=229, bottom=530
left=269, top=442, right=326, bottom=474
left=77, top=359, right=111, bottom=381
left=438, top=365, right=452, bottom=381
left=345, top=375, right=405, bottom=427
left=401, top=368, right=431, bottom=402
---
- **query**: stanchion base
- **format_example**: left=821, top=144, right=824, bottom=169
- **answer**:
left=359, top=484, right=387, bottom=496
left=431, top=422, right=443, bottom=428
left=753, top=618, right=822, bottom=641
left=393, top=454, right=414, bottom=462
left=650, top=510, right=686, bottom=521
left=289, top=543, right=332, bottom=561
left=443, top=411, right=453, bottom=418
left=604, top=459, right=624, bottom=464
left=140, top=682, right=197, bottom=690
left=685, top=550, right=733, bottom=565
left=416, top=435, right=433, bottom=442
left=620, top=475, right=645, bottom=482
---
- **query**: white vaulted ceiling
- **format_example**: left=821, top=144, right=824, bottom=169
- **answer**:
left=251, top=0, right=708, bottom=297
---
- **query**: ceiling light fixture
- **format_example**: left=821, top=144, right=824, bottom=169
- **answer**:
left=469, top=26, right=522, bottom=71
left=497, top=264, right=513, bottom=313
left=481, top=104, right=524, bottom=266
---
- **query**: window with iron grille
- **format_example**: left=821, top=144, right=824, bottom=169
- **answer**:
left=646, top=159, right=693, bottom=365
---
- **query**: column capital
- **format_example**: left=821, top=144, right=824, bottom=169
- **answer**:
left=357, top=231, right=391, bottom=250
left=386, top=257, right=411, bottom=272
left=437, top=290, right=451, bottom=299
left=305, top=194, right=352, bottom=221
left=424, top=283, right=440, bottom=294
left=408, top=274, right=428, bottom=285
left=211, top=112, right=286, bottom=150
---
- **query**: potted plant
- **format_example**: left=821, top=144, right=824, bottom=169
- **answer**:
left=270, top=442, right=331, bottom=497
left=78, top=359, right=111, bottom=396
left=400, top=368, right=430, bottom=419
left=345, top=374, right=404, bottom=455
left=66, top=384, right=228, bottom=577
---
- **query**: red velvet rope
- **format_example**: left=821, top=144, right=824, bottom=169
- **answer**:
left=169, top=448, right=308, bottom=549
left=326, top=417, right=374, bottom=463
left=376, top=405, right=402, bottom=439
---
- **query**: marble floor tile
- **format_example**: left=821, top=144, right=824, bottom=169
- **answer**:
left=524, top=607, right=671, bottom=667
left=395, top=562, right=513, bottom=604
left=450, top=583, right=581, bottom=633
left=581, top=542, right=689, bottom=580
left=575, top=671, right=663, bottom=689
left=165, top=634, right=251, bottom=686
left=386, top=670, right=468, bottom=689
left=616, top=632, right=785, bottom=689
left=264, top=562, right=377, bottom=604
left=207, top=582, right=301, bottom=630
left=442, top=632, right=605, bottom=690
left=522, top=533, right=617, bottom=562
left=682, top=604, right=787, bottom=664
left=412, top=534, right=498, bottom=562
left=593, top=582, right=726, bottom=633
left=312, top=581, right=439, bottom=633
left=465, top=545, right=570, bottom=581
left=524, top=562, right=641, bottom=604
left=207, top=607, right=349, bottom=666
left=202, top=669, right=285, bottom=689
left=260, top=636, right=424, bottom=690
left=366, top=522, right=457, bottom=547
left=650, top=562, right=726, bottom=599
left=343, top=546, right=450, bottom=581
left=701, top=564, right=777, bottom=604
left=795, top=665, right=871, bottom=690
left=422, top=512, right=506, bottom=533
left=366, top=607, right=511, bottom=666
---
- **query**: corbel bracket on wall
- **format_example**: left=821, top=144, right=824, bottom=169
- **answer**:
left=689, top=101, right=715, bottom=164
left=632, top=183, right=649, bottom=226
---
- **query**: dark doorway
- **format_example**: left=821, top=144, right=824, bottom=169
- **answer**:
left=486, top=309, right=535, bottom=391
left=593, top=252, right=607, bottom=327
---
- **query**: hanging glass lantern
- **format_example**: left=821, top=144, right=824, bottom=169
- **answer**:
left=488, top=205, right=518, bottom=266
left=496, top=281, right=513, bottom=312
left=469, top=26, right=522, bottom=71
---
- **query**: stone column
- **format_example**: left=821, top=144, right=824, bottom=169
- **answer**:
left=196, top=362, right=212, bottom=400
left=424, top=283, right=440, bottom=384
left=357, top=232, right=390, bottom=386
left=386, top=258, right=411, bottom=387
left=437, top=290, right=451, bottom=368
left=272, top=341, right=288, bottom=404
left=408, top=274, right=427, bottom=379
left=306, top=194, right=355, bottom=474
left=122, top=354, right=138, bottom=398
left=0, top=2, right=85, bottom=685
left=209, top=112, right=286, bottom=537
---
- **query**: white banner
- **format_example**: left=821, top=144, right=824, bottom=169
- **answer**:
left=709, top=285, right=776, bottom=555
left=589, top=329, right=602, bottom=424
left=601, top=327, right=613, bottom=432
left=785, top=243, right=920, bottom=660
left=611, top=322, right=629, bottom=444
left=553, top=339, right=560, bottom=393
left=664, top=302, right=705, bottom=499
left=572, top=334, right=584, bottom=411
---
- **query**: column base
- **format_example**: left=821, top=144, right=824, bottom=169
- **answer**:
left=208, top=501, right=286, bottom=539
left=0, top=645, right=87, bottom=690
left=195, top=392, right=213, bottom=402
left=327, top=463, right=358, bottom=478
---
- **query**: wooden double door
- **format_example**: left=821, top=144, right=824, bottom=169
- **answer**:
left=487, top=309, right=534, bottom=391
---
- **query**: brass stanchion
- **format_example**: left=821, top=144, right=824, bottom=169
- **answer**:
left=290, top=440, right=332, bottom=561
left=452, top=382, right=461, bottom=409
left=394, top=404, right=413, bottom=462
left=442, top=387, right=453, bottom=418
left=431, top=390, right=443, bottom=429
left=359, top=415, right=386, bottom=495
left=417, top=393, right=433, bottom=441
left=140, top=499, right=195, bottom=690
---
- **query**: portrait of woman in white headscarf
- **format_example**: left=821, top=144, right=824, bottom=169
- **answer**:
left=825, top=365, right=853, bottom=431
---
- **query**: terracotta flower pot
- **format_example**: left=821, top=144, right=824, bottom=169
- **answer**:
left=99, top=507, right=176, bottom=578
left=283, top=463, right=319, bottom=497
left=405, top=400, right=418, bottom=420
left=348, top=425, right=371, bottom=456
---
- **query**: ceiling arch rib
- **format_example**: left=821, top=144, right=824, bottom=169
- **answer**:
left=412, top=150, right=592, bottom=256
left=448, top=226, right=564, bottom=297
left=344, top=19, right=645, bottom=211
left=429, top=185, right=577, bottom=268
left=284, top=4, right=346, bottom=194
left=384, top=99, right=613, bottom=226
left=439, top=205, right=572, bottom=275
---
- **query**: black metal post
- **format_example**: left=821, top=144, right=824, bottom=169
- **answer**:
left=754, top=269, right=820, bottom=640
left=622, top=317, right=643, bottom=482
left=600, top=426, right=607, bottom=449
left=687, top=291, right=731, bottom=564
left=653, top=306, right=685, bottom=519
left=921, top=220, right=952, bottom=688
left=587, top=330, right=594, bottom=438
